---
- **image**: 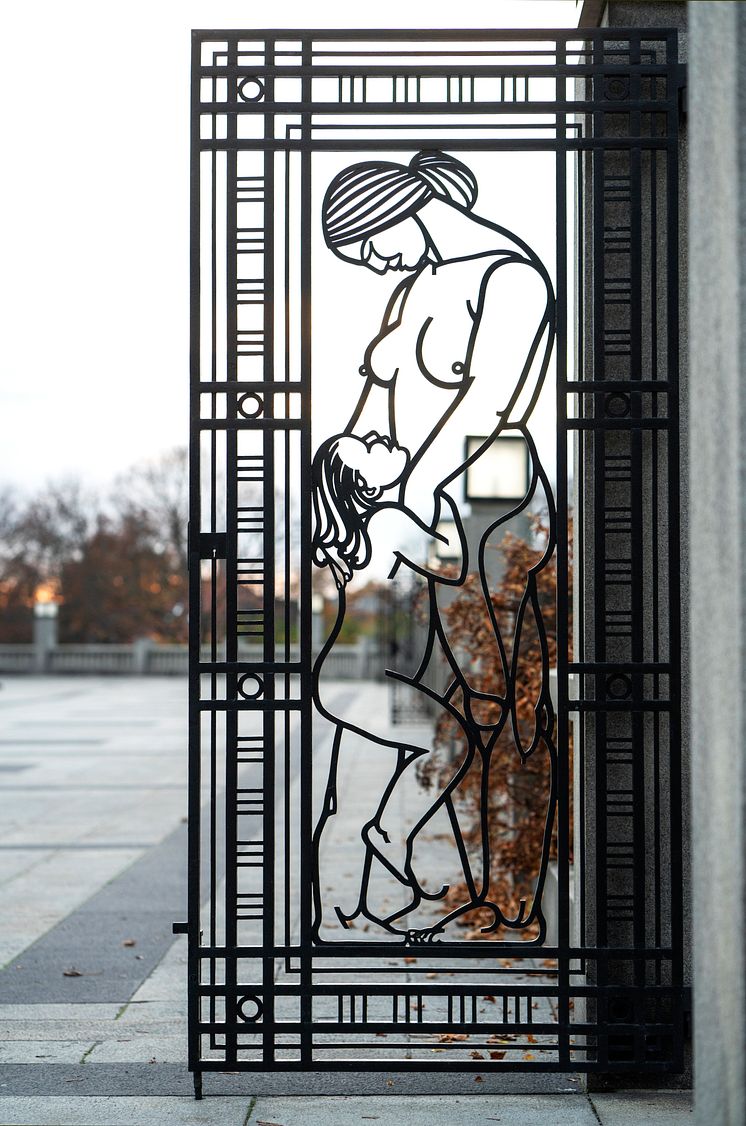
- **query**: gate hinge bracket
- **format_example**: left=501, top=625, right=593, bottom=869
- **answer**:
left=197, top=532, right=228, bottom=560
left=172, top=921, right=189, bottom=935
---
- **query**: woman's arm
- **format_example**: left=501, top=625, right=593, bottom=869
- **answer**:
left=371, top=491, right=467, bottom=585
left=344, top=276, right=415, bottom=438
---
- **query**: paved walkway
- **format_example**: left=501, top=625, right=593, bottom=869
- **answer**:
left=0, top=678, right=693, bottom=1124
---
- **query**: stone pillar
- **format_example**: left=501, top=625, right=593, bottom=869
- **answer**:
left=576, top=0, right=690, bottom=1090
left=689, top=4, right=746, bottom=1121
left=132, top=637, right=152, bottom=675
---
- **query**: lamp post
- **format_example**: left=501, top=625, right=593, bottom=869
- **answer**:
left=33, top=582, right=60, bottom=673
left=462, top=434, right=531, bottom=588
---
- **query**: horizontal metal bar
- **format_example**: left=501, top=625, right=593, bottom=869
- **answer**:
left=199, top=381, right=301, bottom=393
left=568, top=662, right=670, bottom=672
left=192, top=1059, right=680, bottom=1074
left=194, top=944, right=675, bottom=960
left=198, top=63, right=675, bottom=77
left=565, top=418, right=670, bottom=430
left=198, top=700, right=302, bottom=712
left=564, top=380, right=670, bottom=392
left=198, top=984, right=683, bottom=1000
left=198, top=418, right=303, bottom=430
left=568, top=700, right=670, bottom=712
left=198, top=137, right=674, bottom=153
left=198, top=99, right=674, bottom=114
left=198, top=661, right=302, bottom=673
left=192, top=27, right=678, bottom=41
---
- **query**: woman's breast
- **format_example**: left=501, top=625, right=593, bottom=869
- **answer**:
left=367, top=276, right=475, bottom=390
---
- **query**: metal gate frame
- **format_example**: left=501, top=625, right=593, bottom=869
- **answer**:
left=179, top=27, right=687, bottom=1095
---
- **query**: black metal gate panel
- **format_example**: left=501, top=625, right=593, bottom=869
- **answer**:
left=182, top=28, right=686, bottom=1088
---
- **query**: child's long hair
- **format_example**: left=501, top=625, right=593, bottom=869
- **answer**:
left=311, top=436, right=383, bottom=589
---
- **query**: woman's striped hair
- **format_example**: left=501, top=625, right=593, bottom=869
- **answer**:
left=322, top=150, right=478, bottom=250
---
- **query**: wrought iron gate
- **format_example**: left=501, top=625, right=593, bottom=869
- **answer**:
left=180, top=28, right=686, bottom=1094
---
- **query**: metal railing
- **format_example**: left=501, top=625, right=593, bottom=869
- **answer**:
left=0, top=641, right=387, bottom=679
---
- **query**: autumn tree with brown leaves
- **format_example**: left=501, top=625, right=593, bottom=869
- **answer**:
left=0, top=450, right=188, bottom=643
left=418, top=517, right=572, bottom=938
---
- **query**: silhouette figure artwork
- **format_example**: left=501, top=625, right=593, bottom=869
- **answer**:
left=310, top=151, right=557, bottom=945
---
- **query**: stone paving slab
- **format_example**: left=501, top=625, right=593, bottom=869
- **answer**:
left=86, top=1034, right=187, bottom=1063
left=0, top=1004, right=123, bottom=1022
left=0, top=826, right=188, bottom=1004
left=0, top=1095, right=252, bottom=1125
left=0, top=848, right=143, bottom=968
left=0, top=1039, right=91, bottom=1064
left=590, top=1091, right=693, bottom=1123
left=0, top=1019, right=185, bottom=1042
left=245, top=1093, right=600, bottom=1125
left=0, top=1063, right=581, bottom=1097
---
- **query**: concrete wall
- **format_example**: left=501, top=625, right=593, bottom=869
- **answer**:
left=689, top=4, right=746, bottom=1122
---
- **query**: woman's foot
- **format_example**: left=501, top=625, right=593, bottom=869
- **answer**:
left=361, top=821, right=449, bottom=901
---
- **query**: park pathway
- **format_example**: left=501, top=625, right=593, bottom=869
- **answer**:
left=0, top=678, right=690, bottom=1124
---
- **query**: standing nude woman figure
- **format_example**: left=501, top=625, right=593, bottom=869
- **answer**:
left=311, top=151, right=557, bottom=944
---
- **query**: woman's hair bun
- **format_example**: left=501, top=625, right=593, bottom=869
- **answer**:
left=409, top=150, right=478, bottom=211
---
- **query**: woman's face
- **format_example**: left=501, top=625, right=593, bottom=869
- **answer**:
left=337, top=217, right=428, bottom=274
left=336, top=433, right=408, bottom=488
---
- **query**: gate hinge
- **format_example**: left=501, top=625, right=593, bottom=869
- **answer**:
left=173, top=921, right=189, bottom=935
left=196, top=532, right=229, bottom=560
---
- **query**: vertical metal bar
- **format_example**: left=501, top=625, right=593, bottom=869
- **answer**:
left=187, top=30, right=203, bottom=1086
left=628, top=43, right=647, bottom=1051
left=650, top=139, right=662, bottom=986
left=209, top=50, right=219, bottom=1056
left=283, top=148, right=292, bottom=971
left=576, top=141, right=587, bottom=961
left=591, top=33, right=609, bottom=1070
left=554, top=37, right=571, bottom=1070
left=224, top=33, right=239, bottom=1069
left=262, top=36, right=277, bottom=1067
left=299, top=33, right=314, bottom=1068
left=665, top=27, right=684, bottom=1063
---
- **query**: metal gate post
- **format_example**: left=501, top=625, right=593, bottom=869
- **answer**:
left=576, top=0, right=690, bottom=1090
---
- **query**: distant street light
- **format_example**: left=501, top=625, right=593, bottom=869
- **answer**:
left=33, top=582, right=60, bottom=619
left=33, top=582, right=60, bottom=672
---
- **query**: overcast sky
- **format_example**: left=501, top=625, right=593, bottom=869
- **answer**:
left=0, top=0, right=579, bottom=492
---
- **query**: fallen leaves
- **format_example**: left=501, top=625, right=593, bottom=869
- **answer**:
left=489, top=1049, right=507, bottom=1060
left=470, top=1050, right=485, bottom=1060
left=63, top=968, right=82, bottom=977
left=437, top=1033, right=469, bottom=1043
left=122, top=938, right=136, bottom=948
